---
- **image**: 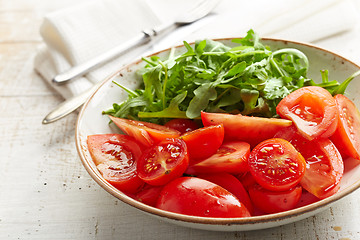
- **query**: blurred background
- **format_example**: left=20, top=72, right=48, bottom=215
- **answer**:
left=1, top=0, right=360, bottom=239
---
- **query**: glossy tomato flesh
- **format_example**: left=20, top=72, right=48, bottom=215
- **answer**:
left=198, top=173, right=253, bottom=214
left=156, top=177, right=251, bottom=218
left=201, top=112, right=292, bottom=147
left=109, top=116, right=180, bottom=147
left=164, top=119, right=199, bottom=134
left=331, top=94, right=360, bottom=160
left=137, top=138, right=189, bottom=186
left=248, top=138, right=306, bottom=192
left=135, top=184, right=163, bottom=207
left=248, top=184, right=302, bottom=214
left=276, top=126, right=344, bottom=199
left=276, top=86, right=338, bottom=141
left=87, top=134, right=144, bottom=193
left=185, top=141, right=250, bottom=175
left=180, top=124, right=224, bottom=163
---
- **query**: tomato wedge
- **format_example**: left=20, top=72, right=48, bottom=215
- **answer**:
left=248, top=184, right=302, bottom=214
left=248, top=138, right=306, bottom=192
left=201, top=112, right=292, bottom=147
left=180, top=124, right=224, bottom=163
left=156, top=177, right=251, bottom=218
left=109, top=116, right=180, bottom=147
left=137, top=138, right=189, bottom=186
left=276, top=86, right=338, bottom=141
left=164, top=119, right=199, bottom=134
left=87, top=134, right=144, bottom=193
left=185, top=141, right=250, bottom=175
left=330, top=94, right=360, bottom=160
left=198, top=173, right=253, bottom=214
left=276, top=126, right=344, bottom=199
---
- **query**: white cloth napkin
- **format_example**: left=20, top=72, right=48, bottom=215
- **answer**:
left=34, top=0, right=359, bottom=100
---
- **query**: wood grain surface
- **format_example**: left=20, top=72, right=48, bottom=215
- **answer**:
left=1, top=0, right=360, bottom=239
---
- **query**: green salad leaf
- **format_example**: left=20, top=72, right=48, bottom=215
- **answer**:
left=103, top=29, right=358, bottom=124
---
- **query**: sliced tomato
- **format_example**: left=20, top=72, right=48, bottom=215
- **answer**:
left=276, top=86, right=338, bottom=141
left=164, top=119, right=199, bottom=134
left=137, top=138, right=189, bottom=186
left=276, top=126, right=344, bottom=199
left=87, top=134, right=144, bottom=193
left=295, top=189, right=320, bottom=208
left=180, top=124, right=224, bottom=163
left=156, top=177, right=251, bottom=218
left=134, top=184, right=163, bottom=207
left=201, top=112, right=292, bottom=147
left=109, top=116, right=180, bottom=147
left=237, top=172, right=257, bottom=191
left=248, top=184, right=302, bottom=214
left=248, top=138, right=306, bottom=192
left=198, top=173, right=253, bottom=214
left=185, top=141, right=250, bottom=175
left=330, top=94, right=360, bottom=160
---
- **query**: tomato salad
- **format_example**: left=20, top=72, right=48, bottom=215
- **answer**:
left=87, top=86, right=360, bottom=218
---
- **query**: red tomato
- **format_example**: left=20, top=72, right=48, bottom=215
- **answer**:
left=197, top=173, right=253, bottom=214
left=248, top=138, right=306, bottom=192
left=276, top=86, right=338, bottom=141
left=248, top=184, right=302, bottom=214
left=137, top=138, right=189, bottom=186
left=201, top=112, right=292, bottom=147
left=156, top=177, right=251, bottom=218
left=87, top=134, right=144, bottom=193
left=135, top=184, right=163, bottom=207
left=295, top=190, right=320, bottom=208
left=109, top=116, right=180, bottom=147
left=330, top=94, right=360, bottom=160
left=276, top=126, right=344, bottom=199
left=164, top=119, right=199, bottom=134
left=185, top=141, right=250, bottom=175
left=237, top=172, right=257, bottom=191
left=180, top=124, right=224, bottom=163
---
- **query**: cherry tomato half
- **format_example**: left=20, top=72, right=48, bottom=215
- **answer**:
left=185, top=141, right=250, bottom=175
left=198, top=173, right=253, bottom=214
left=331, top=94, right=360, bottom=160
left=201, top=112, right=292, bottom=147
left=248, top=184, right=302, bottom=214
left=156, top=177, right=251, bottom=218
left=87, top=134, right=144, bottom=193
left=248, top=138, right=306, bottom=192
left=180, top=124, right=224, bottom=163
left=164, top=119, right=199, bottom=134
left=137, top=138, right=189, bottom=186
left=276, top=86, right=338, bottom=141
left=134, top=184, right=163, bottom=207
left=276, top=126, right=344, bottom=199
left=109, top=116, right=180, bottom=147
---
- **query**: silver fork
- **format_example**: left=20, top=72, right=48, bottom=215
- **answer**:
left=52, top=0, right=220, bottom=85
left=43, top=0, right=220, bottom=124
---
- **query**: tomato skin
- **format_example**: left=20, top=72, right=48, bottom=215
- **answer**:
left=135, top=184, right=163, bottom=207
left=164, top=119, right=199, bottom=134
left=330, top=94, right=360, bottom=160
left=248, top=138, right=306, bottom=192
left=137, top=138, right=189, bottom=186
left=109, top=116, right=180, bottom=147
left=275, top=126, right=344, bottom=199
left=180, top=124, right=224, bottom=163
left=276, top=86, right=338, bottom=141
left=197, top=173, right=253, bottom=214
left=201, top=112, right=292, bottom=147
left=87, top=134, right=144, bottom=193
left=156, top=177, right=251, bottom=218
left=248, top=184, right=302, bottom=214
left=185, top=141, right=250, bottom=175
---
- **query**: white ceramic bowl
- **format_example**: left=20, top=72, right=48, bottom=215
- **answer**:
left=75, top=38, right=360, bottom=231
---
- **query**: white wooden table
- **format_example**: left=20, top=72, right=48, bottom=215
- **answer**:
left=1, top=0, right=360, bottom=239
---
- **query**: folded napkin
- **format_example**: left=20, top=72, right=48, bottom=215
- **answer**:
left=34, top=0, right=359, bottom=100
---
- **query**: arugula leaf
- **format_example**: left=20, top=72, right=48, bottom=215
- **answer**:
left=103, top=29, right=356, bottom=124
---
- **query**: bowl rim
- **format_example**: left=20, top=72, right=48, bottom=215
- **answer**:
left=75, top=37, right=360, bottom=226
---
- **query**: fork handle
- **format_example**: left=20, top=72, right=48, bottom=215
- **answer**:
left=52, top=22, right=176, bottom=85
